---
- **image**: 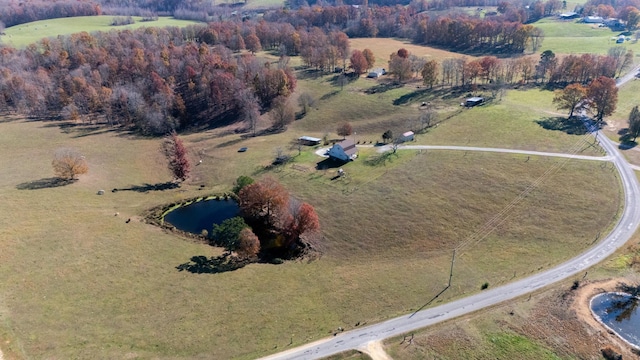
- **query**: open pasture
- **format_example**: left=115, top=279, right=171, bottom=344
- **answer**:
left=532, top=17, right=639, bottom=55
left=1, top=16, right=201, bottom=48
left=349, top=38, right=473, bottom=69
left=0, top=86, right=621, bottom=359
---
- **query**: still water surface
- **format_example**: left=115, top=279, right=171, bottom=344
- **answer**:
left=591, top=292, right=640, bottom=349
left=163, top=199, right=240, bottom=235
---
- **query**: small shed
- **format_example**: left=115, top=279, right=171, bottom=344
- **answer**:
left=298, top=136, right=322, bottom=146
left=401, top=131, right=415, bottom=142
left=367, top=68, right=386, bottom=78
left=584, top=16, right=604, bottom=23
left=559, top=12, right=578, bottom=19
left=464, top=97, right=484, bottom=107
left=327, top=139, right=358, bottom=162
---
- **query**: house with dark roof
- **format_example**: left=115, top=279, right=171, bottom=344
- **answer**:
left=559, top=12, right=578, bottom=19
left=327, top=139, right=358, bottom=162
left=464, top=97, right=484, bottom=107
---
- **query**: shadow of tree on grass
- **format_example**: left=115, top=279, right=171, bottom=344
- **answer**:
left=536, top=116, right=587, bottom=135
left=112, top=181, right=179, bottom=193
left=364, top=151, right=398, bottom=166
left=617, top=129, right=638, bottom=149
left=176, top=254, right=249, bottom=274
left=16, top=177, right=77, bottom=190
left=365, top=82, right=402, bottom=95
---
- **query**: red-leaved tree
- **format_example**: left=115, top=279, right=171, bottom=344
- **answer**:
left=238, top=176, right=290, bottom=227
left=587, top=76, right=618, bottom=123
left=337, top=122, right=353, bottom=139
left=283, top=201, right=320, bottom=248
left=163, top=131, right=191, bottom=182
left=350, top=50, right=368, bottom=75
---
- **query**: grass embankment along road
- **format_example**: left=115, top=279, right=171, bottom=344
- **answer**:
left=0, top=16, right=201, bottom=48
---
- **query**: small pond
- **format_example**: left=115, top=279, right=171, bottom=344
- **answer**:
left=590, top=292, right=640, bottom=349
left=163, top=198, right=240, bottom=235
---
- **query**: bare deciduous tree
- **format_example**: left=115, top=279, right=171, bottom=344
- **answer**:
left=52, top=148, right=88, bottom=180
left=236, top=228, right=260, bottom=259
left=270, top=96, right=295, bottom=131
left=298, top=92, right=315, bottom=116
left=419, top=109, right=437, bottom=130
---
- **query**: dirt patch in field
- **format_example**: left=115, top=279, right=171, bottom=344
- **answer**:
left=518, top=278, right=640, bottom=359
left=386, top=278, right=640, bottom=359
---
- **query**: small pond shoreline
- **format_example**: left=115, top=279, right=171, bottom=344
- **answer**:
left=590, top=292, right=640, bottom=351
left=144, top=192, right=238, bottom=243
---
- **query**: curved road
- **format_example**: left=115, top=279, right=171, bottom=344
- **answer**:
left=261, top=69, right=640, bottom=360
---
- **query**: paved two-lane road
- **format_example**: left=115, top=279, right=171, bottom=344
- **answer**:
left=261, top=71, right=640, bottom=360
left=261, top=135, right=640, bottom=360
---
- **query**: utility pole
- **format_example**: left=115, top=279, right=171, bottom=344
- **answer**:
left=448, top=249, right=456, bottom=287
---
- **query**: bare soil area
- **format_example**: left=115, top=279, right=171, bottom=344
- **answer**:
left=385, top=277, right=640, bottom=359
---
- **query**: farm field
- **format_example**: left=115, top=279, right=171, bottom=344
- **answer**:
left=0, top=75, right=623, bottom=359
left=243, top=0, right=286, bottom=8
left=0, top=16, right=201, bottom=48
left=532, top=17, right=639, bottom=55
left=0, top=11, right=635, bottom=360
left=349, top=38, right=473, bottom=67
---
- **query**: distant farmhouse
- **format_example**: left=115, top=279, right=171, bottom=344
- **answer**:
left=464, top=97, right=484, bottom=107
left=559, top=11, right=579, bottom=19
left=367, top=68, right=386, bottom=78
left=605, top=18, right=625, bottom=30
left=327, top=139, right=358, bottom=162
left=584, top=16, right=604, bottom=23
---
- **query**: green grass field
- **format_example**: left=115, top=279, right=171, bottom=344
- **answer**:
left=243, top=0, right=285, bottom=8
left=532, top=17, right=640, bottom=55
left=0, top=16, right=201, bottom=48
left=0, top=74, right=622, bottom=358
left=0, top=16, right=632, bottom=359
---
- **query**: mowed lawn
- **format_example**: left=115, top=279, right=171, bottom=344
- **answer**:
left=0, top=82, right=621, bottom=360
left=532, top=17, right=639, bottom=55
left=416, top=88, right=603, bottom=154
left=1, top=16, right=201, bottom=48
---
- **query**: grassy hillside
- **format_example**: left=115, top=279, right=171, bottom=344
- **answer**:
left=0, top=16, right=201, bottom=48
left=533, top=17, right=639, bottom=55
left=0, top=70, right=622, bottom=359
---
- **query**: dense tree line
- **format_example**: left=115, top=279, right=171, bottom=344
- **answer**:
left=263, top=5, right=544, bottom=54
left=380, top=47, right=627, bottom=88
left=0, top=25, right=296, bottom=134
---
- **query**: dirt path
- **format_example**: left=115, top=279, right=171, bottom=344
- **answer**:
left=358, top=341, right=393, bottom=360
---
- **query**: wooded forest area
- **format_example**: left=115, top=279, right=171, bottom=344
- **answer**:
left=1, top=0, right=637, bottom=135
